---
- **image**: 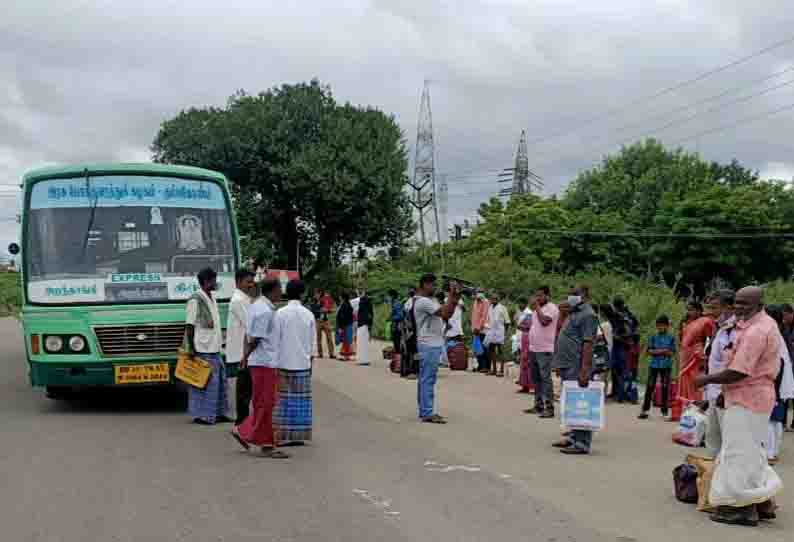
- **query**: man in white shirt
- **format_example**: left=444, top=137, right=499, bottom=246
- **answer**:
left=185, top=267, right=228, bottom=425
left=272, top=280, right=316, bottom=445
left=485, top=292, right=510, bottom=376
left=446, top=299, right=465, bottom=339
left=703, top=289, right=736, bottom=454
left=232, top=279, right=289, bottom=458
left=226, top=270, right=255, bottom=425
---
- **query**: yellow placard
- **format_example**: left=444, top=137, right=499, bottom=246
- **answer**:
left=114, top=363, right=170, bottom=385
left=174, top=352, right=212, bottom=389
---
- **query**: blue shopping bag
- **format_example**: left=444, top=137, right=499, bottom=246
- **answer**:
left=560, top=381, right=606, bottom=431
left=472, top=335, right=484, bottom=356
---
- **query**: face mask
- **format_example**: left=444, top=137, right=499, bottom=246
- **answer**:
left=567, top=295, right=582, bottom=307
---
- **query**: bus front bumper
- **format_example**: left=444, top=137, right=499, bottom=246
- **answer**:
left=29, top=361, right=240, bottom=388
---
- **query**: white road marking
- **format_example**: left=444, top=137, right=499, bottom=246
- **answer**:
left=424, top=460, right=482, bottom=473
left=353, top=489, right=400, bottom=518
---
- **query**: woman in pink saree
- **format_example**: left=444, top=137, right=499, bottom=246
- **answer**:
left=677, top=301, right=716, bottom=405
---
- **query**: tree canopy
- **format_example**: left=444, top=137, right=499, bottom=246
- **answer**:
left=450, top=139, right=794, bottom=290
left=151, top=81, right=412, bottom=279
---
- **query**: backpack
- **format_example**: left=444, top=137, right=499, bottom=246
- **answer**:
left=401, top=301, right=418, bottom=357
left=593, top=323, right=611, bottom=373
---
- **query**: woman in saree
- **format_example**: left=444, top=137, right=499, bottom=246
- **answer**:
left=336, top=292, right=355, bottom=361
left=515, top=298, right=533, bottom=394
left=677, top=301, right=716, bottom=405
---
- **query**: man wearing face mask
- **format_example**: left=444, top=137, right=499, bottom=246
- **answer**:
left=552, top=285, right=600, bottom=455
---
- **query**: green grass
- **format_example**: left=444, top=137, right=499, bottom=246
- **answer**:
left=0, top=273, right=21, bottom=317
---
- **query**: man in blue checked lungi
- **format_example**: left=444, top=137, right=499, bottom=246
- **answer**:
left=272, top=279, right=316, bottom=445
left=185, top=267, right=230, bottom=425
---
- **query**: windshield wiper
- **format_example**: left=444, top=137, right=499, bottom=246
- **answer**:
left=80, top=168, right=99, bottom=258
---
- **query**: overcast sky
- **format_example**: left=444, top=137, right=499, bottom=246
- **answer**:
left=3, top=0, right=794, bottom=254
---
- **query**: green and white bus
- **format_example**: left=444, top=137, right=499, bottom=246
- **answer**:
left=15, top=163, right=239, bottom=397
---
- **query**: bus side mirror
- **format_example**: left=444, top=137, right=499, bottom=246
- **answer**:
left=8, top=243, right=19, bottom=255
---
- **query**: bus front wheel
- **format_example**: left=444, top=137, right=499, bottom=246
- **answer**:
left=45, top=386, right=72, bottom=400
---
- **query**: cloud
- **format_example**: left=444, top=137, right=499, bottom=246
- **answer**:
left=2, top=0, right=794, bottom=238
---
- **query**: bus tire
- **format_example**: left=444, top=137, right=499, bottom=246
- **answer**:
left=45, top=386, right=72, bottom=400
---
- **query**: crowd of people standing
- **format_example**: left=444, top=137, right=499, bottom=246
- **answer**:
left=383, top=278, right=792, bottom=526
left=181, top=267, right=791, bottom=526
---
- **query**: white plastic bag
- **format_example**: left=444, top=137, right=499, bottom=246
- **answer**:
left=673, top=405, right=708, bottom=447
left=510, top=333, right=520, bottom=355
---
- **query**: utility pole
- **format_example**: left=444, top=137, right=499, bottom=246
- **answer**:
left=438, top=174, right=448, bottom=271
left=408, top=80, right=438, bottom=263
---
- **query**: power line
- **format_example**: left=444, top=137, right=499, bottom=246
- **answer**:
left=526, top=33, right=794, bottom=147
left=500, top=227, right=794, bottom=240
left=671, top=100, right=794, bottom=147
left=439, top=64, right=794, bottom=189
left=608, top=64, right=794, bottom=138
left=446, top=98, right=794, bottom=206
left=529, top=79, right=794, bottom=174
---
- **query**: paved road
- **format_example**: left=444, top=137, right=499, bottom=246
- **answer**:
left=0, top=319, right=606, bottom=542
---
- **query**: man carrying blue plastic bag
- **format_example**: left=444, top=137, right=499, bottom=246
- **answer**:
left=552, top=285, right=601, bottom=455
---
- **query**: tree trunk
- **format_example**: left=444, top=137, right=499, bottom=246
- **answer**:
left=276, top=211, right=299, bottom=270
left=305, top=231, right=333, bottom=282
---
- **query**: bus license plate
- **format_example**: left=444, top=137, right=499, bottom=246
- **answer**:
left=114, top=363, right=170, bottom=385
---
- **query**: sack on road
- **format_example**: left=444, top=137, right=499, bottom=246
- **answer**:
left=686, top=454, right=715, bottom=512
left=673, top=463, right=699, bottom=503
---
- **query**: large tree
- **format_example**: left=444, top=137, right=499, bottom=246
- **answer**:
left=448, top=139, right=792, bottom=288
left=651, top=182, right=794, bottom=285
left=151, top=81, right=412, bottom=278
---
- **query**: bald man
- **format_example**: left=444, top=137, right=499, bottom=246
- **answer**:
left=695, top=287, right=783, bottom=526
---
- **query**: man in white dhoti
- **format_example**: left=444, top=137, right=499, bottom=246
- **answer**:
left=356, top=291, right=373, bottom=366
left=695, top=287, right=783, bottom=526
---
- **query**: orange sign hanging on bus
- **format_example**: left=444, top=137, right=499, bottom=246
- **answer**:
left=264, top=269, right=301, bottom=293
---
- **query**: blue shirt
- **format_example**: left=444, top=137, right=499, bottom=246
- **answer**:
left=647, top=333, right=676, bottom=369
left=246, top=297, right=278, bottom=368
left=390, top=300, right=405, bottom=323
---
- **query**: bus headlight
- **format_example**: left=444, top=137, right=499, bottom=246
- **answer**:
left=68, top=336, right=86, bottom=352
left=44, top=336, right=64, bottom=353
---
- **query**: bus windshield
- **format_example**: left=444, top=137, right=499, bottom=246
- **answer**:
left=25, top=175, right=236, bottom=304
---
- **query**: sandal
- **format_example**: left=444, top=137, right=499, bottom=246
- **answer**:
left=560, top=447, right=589, bottom=455
left=230, top=429, right=250, bottom=451
left=262, top=449, right=291, bottom=459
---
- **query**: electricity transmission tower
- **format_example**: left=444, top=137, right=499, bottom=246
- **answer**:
left=513, top=130, right=529, bottom=195
left=499, top=131, right=544, bottom=198
left=408, top=81, right=440, bottom=255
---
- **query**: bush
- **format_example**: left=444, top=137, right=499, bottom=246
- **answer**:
left=0, top=273, right=21, bottom=317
